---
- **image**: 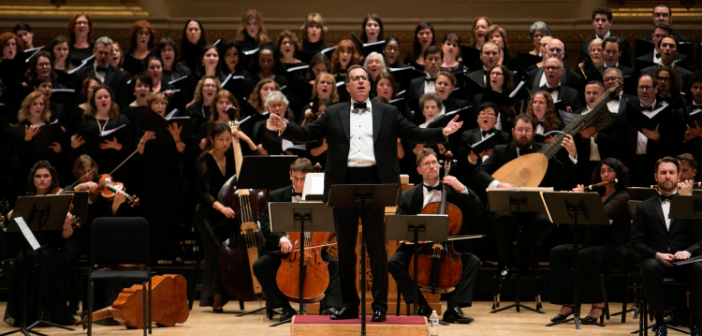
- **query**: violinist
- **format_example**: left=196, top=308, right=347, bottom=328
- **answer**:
left=388, top=148, right=483, bottom=323
left=194, top=122, right=242, bottom=312
left=549, top=158, right=633, bottom=325
left=3, top=160, right=76, bottom=327
left=252, top=158, right=341, bottom=321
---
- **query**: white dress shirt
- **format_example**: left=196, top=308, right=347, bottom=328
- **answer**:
left=348, top=99, right=376, bottom=167
left=660, top=192, right=676, bottom=231
left=635, top=101, right=657, bottom=155
left=581, top=107, right=601, bottom=161
left=653, top=50, right=662, bottom=65
left=422, top=181, right=468, bottom=208
left=606, top=91, right=623, bottom=114
left=545, top=83, right=560, bottom=102
left=93, top=62, right=106, bottom=83
left=424, top=74, right=436, bottom=94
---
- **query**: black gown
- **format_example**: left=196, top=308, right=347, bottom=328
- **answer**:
left=71, top=114, right=132, bottom=182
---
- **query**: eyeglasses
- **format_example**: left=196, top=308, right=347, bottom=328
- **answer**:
left=225, top=53, right=239, bottom=59
left=421, top=161, right=440, bottom=168
left=318, top=80, right=333, bottom=86
left=638, top=85, right=655, bottom=91
left=490, top=72, right=504, bottom=77
left=657, top=77, right=670, bottom=82
left=281, top=41, right=294, bottom=46
left=202, top=84, right=217, bottom=89
left=514, top=128, right=533, bottom=134
left=600, top=169, right=615, bottom=175
left=268, top=103, right=286, bottom=109
left=544, top=66, right=562, bottom=72
left=138, top=31, right=151, bottom=36
left=478, top=112, right=496, bottom=117
left=75, top=21, right=89, bottom=26
left=350, top=76, right=368, bottom=83
left=603, top=77, right=620, bottom=83
left=385, top=47, right=399, bottom=52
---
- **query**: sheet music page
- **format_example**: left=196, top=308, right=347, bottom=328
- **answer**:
left=14, top=217, right=40, bottom=250
left=302, top=173, right=325, bottom=200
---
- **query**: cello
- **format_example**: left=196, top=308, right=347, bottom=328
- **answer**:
left=218, top=119, right=267, bottom=302
left=408, top=151, right=463, bottom=293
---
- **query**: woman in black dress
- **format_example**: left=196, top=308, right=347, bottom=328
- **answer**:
left=235, top=9, right=273, bottom=71
left=179, top=19, right=207, bottom=72
left=67, top=13, right=94, bottom=64
left=194, top=122, right=245, bottom=311
left=144, top=56, right=176, bottom=98
left=3, top=160, right=76, bottom=327
left=360, top=14, right=383, bottom=44
left=122, top=20, right=156, bottom=76
left=244, top=45, right=288, bottom=92
left=525, top=90, right=564, bottom=143
left=253, top=90, right=300, bottom=156
left=330, top=39, right=360, bottom=83
left=404, top=22, right=435, bottom=71
left=298, top=13, right=329, bottom=55
left=49, top=36, right=75, bottom=88
left=217, top=40, right=251, bottom=102
left=470, top=65, right=516, bottom=131
left=483, top=25, right=521, bottom=76
left=157, top=37, right=191, bottom=83
left=187, top=75, right=221, bottom=135
left=300, top=72, right=339, bottom=125
left=549, top=158, right=633, bottom=324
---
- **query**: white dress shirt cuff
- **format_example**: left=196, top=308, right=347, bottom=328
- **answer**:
left=569, top=154, right=578, bottom=164
left=460, top=187, right=469, bottom=195
left=488, top=180, right=500, bottom=189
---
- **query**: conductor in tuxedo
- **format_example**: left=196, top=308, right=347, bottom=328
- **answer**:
left=252, top=158, right=341, bottom=321
left=473, top=114, right=578, bottom=276
left=631, top=157, right=702, bottom=336
left=72, top=36, right=131, bottom=108
left=267, top=64, right=464, bottom=322
left=389, top=148, right=484, bottom=323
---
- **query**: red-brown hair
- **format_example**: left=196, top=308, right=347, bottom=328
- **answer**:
left=129, top=20, right=156, bottom=50
left=331, top=40, right=360, bottom=74
left=68, top=13, right=94, bottom=45
left=0, top=32, right=24, bottom=53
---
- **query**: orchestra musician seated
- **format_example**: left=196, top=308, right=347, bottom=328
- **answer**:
left=388, top=148, right=484, bottom=323
left=252, top=158, right=341, bottom=321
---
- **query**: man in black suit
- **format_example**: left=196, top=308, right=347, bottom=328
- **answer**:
left=639, top=4, right=691, bottom=43
left=527, top=39, right=584, bottom=95
left=252, top=158, right=341, bottom=321
left=682, top=74, right=702, bottom=175
left=537, top=57, right=583, bottom=112
left=598, top=36, right=634, bottom=78
left=473, top=114, right=578, bottom=276
left=464, top=42, right=500, bottom=91
left=631, top=157, right=702, bottom=336
left=640, top=37, right=693, bottom=93
left=636, top=31, right=691, bottom=73
left=407, top=45, right=443, bottom=124
left=603, top=68, right=639, bottom=114
left=389, top=148, right=484, bottom=323
left=581, top=7, right=632, bottom=68
left=268, top=64, right=463, bottom=322
left=72, top=36, right=131, bottom=108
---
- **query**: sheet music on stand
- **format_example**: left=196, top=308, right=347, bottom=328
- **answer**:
left=13, top=216, right=40, bottom=250
left=672, top=254, right=702, bottom=266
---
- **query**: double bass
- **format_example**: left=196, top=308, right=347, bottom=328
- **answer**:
left=218, top=120, right=267, bottom=302
left=409, top=152, right=463, bottom=292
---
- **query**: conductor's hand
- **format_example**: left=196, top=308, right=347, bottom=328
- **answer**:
left=561, top=134, right=577, bottom=157
left=679, top=180, right=695, bottom=196
left=674, top=250, right=691, bottom=261
left=655, top=252, right=675, bottom=267
left=443, top=176, right=467, bottom=192
left=442, top=115, right=463, bottom=136
left=279, top=236, right=293, bottom=254
left=267, top=113, right=286, bottom=131
left=220, top=206, right=236, bottom=219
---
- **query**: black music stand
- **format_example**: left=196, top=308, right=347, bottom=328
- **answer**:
left=487, top=190, right=547, bottom=314
left=327, top=184, right=400, bottom=336
left=65, top=191, right=89, bottom=228
left=386, top=215, right=448, bottom=320
left=541, top=192, right=610, bottom=330
left=267, top=202, right=335, bottom=327
left=3, top=195, right=74, bottom=336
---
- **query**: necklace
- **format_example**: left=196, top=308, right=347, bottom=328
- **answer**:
left=96, top=117, right=109, bottom=135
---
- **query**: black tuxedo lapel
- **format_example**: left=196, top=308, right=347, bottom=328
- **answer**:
left=618, top=94, right=629, bottom=114
left=532, top=68, right=543, bottom=90
left=281, top=185, right=294, bottom=202
left=339, top=101, right=351, bottom=141
left=653, top=197, right=667, bottom=232
left=409, top=185, right=424, bottom=213
left=104, top=67, right=115, bottom=86
left=372, top=102, right=383, bottom=142
left=416, top=81, right=426, bottom=98
left=473, top=129, right=483, bottom=143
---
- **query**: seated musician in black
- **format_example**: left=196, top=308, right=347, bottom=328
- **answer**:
left=252, top=158, right=341, bottom=321
left=473, top=113, right=577, bottom=277
left=549, top=157, right=632, bottom=324
left=389, top=148, right=484, bottom=323
left=631, top=157, right=702, bottom=336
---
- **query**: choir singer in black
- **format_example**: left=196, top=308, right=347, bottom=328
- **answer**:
left=267, top=64, right=463, bottom=322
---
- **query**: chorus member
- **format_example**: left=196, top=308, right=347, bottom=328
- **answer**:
left=389, top=148, right=484, bottom=323
left=156, top=37, right=191, bottom=82
left=110, top=42, right=124, bottom=70
left=470, top=17, right=492, bottom=50
left=15, top=91, right=65, bottom=175
left=299, top=13, right=329, bottom=54
left=187, top=75, right=221, bottom=133
left=640, top=37, right=692, bottom=92
left=31, top=76, right=66, bottom=127
left=123, top=20, right=156, bottom=76
left=245, top=45, right=287, bottom=90
left=49, top=36, right=75, bottom=86
left=69, top=77, right=101, bottom=128
left=236, top=9, right=272, bottom=71
left=441, top=33, right=467, bottom=74
left=301, top=72, right=339, bottom=124
left=581, top=7, right=632, bottom=68
left=470, top=65, right=515, bottom=131
left=72, top=37, right=131, bottom=108
left=19, top=52, right=63, bottom=110
left=536, top=57, right=583, bottom=112
left=179, top=19, right=207, bottom=72
left=634, top=23, right=688, bottom=70
left=71, top=85, right=131, bottom=177
left=248, top=77, right=279, bottom=121
left=68, top=13, right=94, bottom=64
left=577, top=38, right=604, bottom=80
left=677, top=153, right=698, bottom=183
left=530, top=36, right=552, bottom=71
left=0, top=32, right=25, bottom=86
left=598, top=37, right=632, bottom=78
left=217, top=40, right=252, bottom=101
left=404, top=22, right=434, bottom=70
left=483, top=25, right=519, bottom=72
left=683, top=72, right=702, bottom=161
left=464, top=42, right=501, bottom=89
left=277, top=29, right=304, bottom=68
left=407, top=46, right=442, bottom=120
left=383, top=37, right=405, bottom=69
left=297, top=53, right=332, bottom=106
left=528, top=39, right=585, bottom=93
left=254, top=91, right=300, bottom=156
left=361, top=14, right=383, bottom=44
left=525, top=90, right=564, bottom=142
left=653, top=66, right=686, bottom=108
left=3, top=161, right=76, bottom=327
left=252, top=158, right=341, bottom=321
left=631, top=157, right=702, bottom=336
left=13, top=23, right=34, bottom=50
left=331, top=40, right=360, bottom=82
left=550, top=158, right=633, bottom=324
left=474, top=114, right=577, bottom=277
left=374, top=72, right=410, bottom=120
left=363, top=52, right=387, bottom=93
left=144, top=57, right=175, bottom=99
left=529, top=22, right=551, bottom=56
left=121, top=74, right=152, bottom=126
left=267, top=64, right=463, bottom=322
left=435, top=71, right=467, bottom=114
left=194, top=122, right=243, bottom=312
left=639, top=4, right=690, bottom=43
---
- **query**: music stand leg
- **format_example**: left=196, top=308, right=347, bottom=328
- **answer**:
left=236, top=306, right=269, bottom=317
left=298, top=219, right=306, bottom=317
left=360, top=201, right=367, bottom=336
left=412, top=231, right=419, bottom=317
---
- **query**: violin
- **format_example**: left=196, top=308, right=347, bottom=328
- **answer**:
left=409, top=151, right=464, bottom=293
left=93, top=174, right=140, bottom=207
left=49, top=187, right=81, bottom=229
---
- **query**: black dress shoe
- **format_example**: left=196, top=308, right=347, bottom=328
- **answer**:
left=550, top=305, right=573, bottom=323
left=416, top=306, right=433, bottom=318
left=372, top=310, right=386, bottom=322
left=280, top=306, right=297, bottom=321
left=442, top=306, right=474, bottom=324
left=330, top=307, right=359, bottom=320
left=581, top=307, right=603, bottom=325
left=320, top=307, right=339, bottom=316
left=655, top=324, right=667, bottom=336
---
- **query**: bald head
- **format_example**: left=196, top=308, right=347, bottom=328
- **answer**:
left=548, top=39, right=565, bottom=60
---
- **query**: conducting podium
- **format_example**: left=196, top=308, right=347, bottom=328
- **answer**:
left=487, top=188, right=549, bottom=314
left=541, top=191, right=610, bottom=330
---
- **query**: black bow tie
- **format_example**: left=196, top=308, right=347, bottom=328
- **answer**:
left=547, top=86, right=560, bottom=93
left=655, top=52, right=660, bottom=59
left=425, top=77, right=435, bottom=82
left=611, top=94, right=620, bottom=101
left=537, top=121, right=545, bottom=126
left=483, top=69, right=489, bottom=75
left=641, top=106, right=654, bottom=112
left=292, top=191, right=302, bottom=197
left=352, top=102, right=367, bottom=111
left=96, top=66, right=108, bottom=73
left=482, top=129, right=495, bottom=137
left=660, top=193, right=676, bottom=202
left=424, top=183, right=442, bottom=192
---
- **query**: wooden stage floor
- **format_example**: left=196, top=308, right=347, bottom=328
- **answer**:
left=0, top=301, right=647, bottom=335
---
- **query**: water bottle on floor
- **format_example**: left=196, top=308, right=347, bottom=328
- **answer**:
left=429, top=310, right=439, bottom=336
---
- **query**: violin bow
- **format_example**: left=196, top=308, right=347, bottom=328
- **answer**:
left=64, top=169, right=95, bottom=191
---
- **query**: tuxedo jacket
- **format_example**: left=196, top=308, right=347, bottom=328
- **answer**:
left=640, top=63, right=693, bottom=93
left=582, top=35, right=632, bottom=68
left=259, top=185, right=295, bottom=253
left=635, top=52, right=690, bottom=73
left=407, top=76, right=429, bottom=102
left=473, top=141, right=576, bottom=188
left=640, top=33, right=691, bottom=44
left=280, top=101, right=447, bottom=201
left=527, top=67, right=585, bottom=95
left=620, top=100, right=686, bottom=161
left=395, top=183, right=484, bottom=252
left=597, top=64, right=633, bottom=78
left=537, top=84, right=584, bottom=112
left=573, top=106, right=627, bottom=162
left=630, top=194, right=702, bottom=260
left=73, top=63, right=131, bottom=108
left=458, top=127, right=511, bottom=183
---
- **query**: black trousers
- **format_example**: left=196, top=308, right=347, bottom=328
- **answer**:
left=491, top=211, right=551, bottom=266
left=549, top=244, right=633, bottom=305
left=388, top=244, right=480, bottom=309
left=194, top=207, right=230, bottom=307
left=333, top=166, right=388, bottom=311
left=252, top=252, right=341, bottom=310
left=641, top=258, right=702, bottom=316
